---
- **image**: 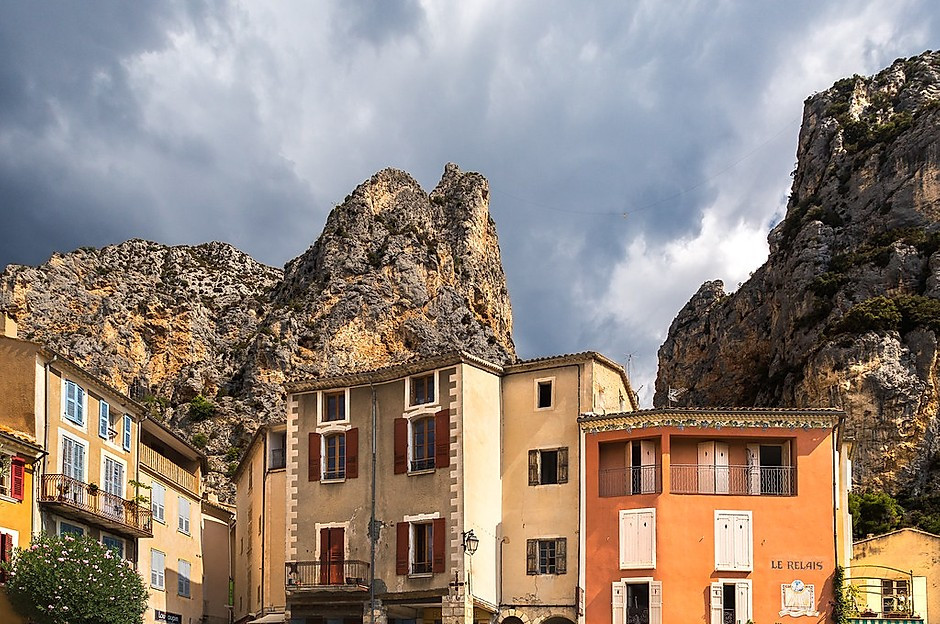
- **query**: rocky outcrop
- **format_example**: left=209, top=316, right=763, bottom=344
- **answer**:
left=0, top=164, right=515, bottom=499
left=656, top=51, right=940, bottom=494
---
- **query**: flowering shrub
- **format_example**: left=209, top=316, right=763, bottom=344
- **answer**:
left=2, top=532, right=148, bottom=624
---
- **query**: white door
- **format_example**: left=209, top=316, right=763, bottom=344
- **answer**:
left=640, top=439, right=656, bottom=493
left=715, top=442, right=730, bottom=494
left=746, top=444, right=760, bottom=494
left=103, top=458, right=124, bottom=518
left=698, top=441, right=715, bottom=493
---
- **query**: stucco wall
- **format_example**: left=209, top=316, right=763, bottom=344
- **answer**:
left=0, top=337, right=40, bottom=437
left=234, top=433, right=265, bottom=621
left=853, top=528, right=940, bottom=621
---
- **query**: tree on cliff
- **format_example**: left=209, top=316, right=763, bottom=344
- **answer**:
left=2, top=533, right=148, bottom=624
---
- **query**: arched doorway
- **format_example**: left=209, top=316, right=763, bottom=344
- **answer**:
left=541, top=618, right=576, bottom=624
left=501, top=618, right=525, bottom=624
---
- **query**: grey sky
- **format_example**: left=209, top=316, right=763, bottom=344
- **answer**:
left=1, top=1, right=937, bottom=404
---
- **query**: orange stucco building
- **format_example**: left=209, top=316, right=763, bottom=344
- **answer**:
left=580, top=407, right=851, bottom=624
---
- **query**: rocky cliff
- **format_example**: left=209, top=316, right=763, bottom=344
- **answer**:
left=656, top=51, right=940, bottom=494
left=0, top=163, right=515, bottom=498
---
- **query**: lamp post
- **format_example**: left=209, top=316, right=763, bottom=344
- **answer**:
left=449, top=530, right=480, bottom=593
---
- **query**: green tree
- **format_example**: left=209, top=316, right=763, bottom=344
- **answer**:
left=849, top=491, right=902, bottom=539
left=2, top=532, right=148, bottom=624
left=188, top=394, right=216, bottom=421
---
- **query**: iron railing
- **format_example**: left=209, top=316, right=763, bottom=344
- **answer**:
left=411, top=457, right=435, bottom=472
left=599, top=465, right=662, bottom=497
left=285, top=560, right=370, bottom=589
left=670, top=464, right=795, bottom=495
left=39, top=474, right=153, bottom=533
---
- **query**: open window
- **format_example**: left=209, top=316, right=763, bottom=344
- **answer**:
left=308, top=429, right=358, bottom=482
left=528, top=448, right=569, bottom=485
left=746, top=441, right=793, bottom=495
left=612, top=580, right=662, bottom=624
left=526, top=537, right=567, bottom=575
left=535, top=377, right=554, bottom=409
left=396, top=517, right=445, bottom=576
left=710, top=580, right=752, bottom=624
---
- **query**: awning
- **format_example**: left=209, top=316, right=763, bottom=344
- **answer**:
left=247, top=614, right=286, bottom=624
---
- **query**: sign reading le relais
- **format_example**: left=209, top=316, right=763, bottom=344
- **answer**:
left=771, top=559, right=824, bottom=571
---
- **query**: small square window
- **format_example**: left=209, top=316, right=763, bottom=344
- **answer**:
left=537, top=380, right=553, bottom=409
left=528, top=448, right=568, bottom=485
left=411, top=374, right=435, bottom=406
left=324, top=391, right=346, bottom=422
left=526, top=537, right=566, bottom=575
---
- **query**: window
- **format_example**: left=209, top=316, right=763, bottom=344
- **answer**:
left=746, top=442, right=793, bottom=495
left=411, top=417, right=435, bottom=472
left=123, top=414, right=132, bottom=451
left=410, top=373, right=435, bottom=406
left=151, top=549, right=165, bottom=589
left=0, top=531, right=15, bottom=582
left=178, top=559, right=191, bottom=597
left=526, top=538, right=567, bottom=574
left=323, top=391, right=346, bottom=422
left=151, top=482, right=166, bottom=523
left=412, top=522, right=433, bottom=574
left=59, top=522, right=84, bottom=537
left=63, top=380, right=85, bottom=426
left=102, top=535, right=124, bottom=559
left=528, top=448, right=568, bottom=485
left=619, top=508, right=655, bottom=569
left=536, top=379, right=553, bottom=409
left=324, top=433, right=346, bottom=480
left=709, top=581, right=752, bottom=624
left=178, top=496, right=191, bottom=534
left=714, top=511, right=752, bottom=571
left=0, top=454, right=24, bottom=501
left=612, top=580, right=663, bottom=624
left=98, top=400, right=111, bottom=439
left=102, top=457, right=125, bottom=519
left=61, top=435, right=86, bottom=502
left=396, top=517, right=445, bottom=575
left=882, top=579, right=910, bottom=614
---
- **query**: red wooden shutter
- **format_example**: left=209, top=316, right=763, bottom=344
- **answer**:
left=319, top=528, right=330, bottom=565
left=396, top=522, right=409, bottom=575
left=434, top=409, right=450, bottom=469
left=394, top=418, right=408, bottom=474
left=308, top=432, right=321, bottom=481
left=432, top=517, right=446, bottom=573
left=346, top=428, right=359, bottom=479
left=10, top=457, right=25, bottom=501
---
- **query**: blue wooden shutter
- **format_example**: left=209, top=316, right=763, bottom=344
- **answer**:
left=99, top=401, right=110, bottom=438
left=123, top=414, right=132, bottom=451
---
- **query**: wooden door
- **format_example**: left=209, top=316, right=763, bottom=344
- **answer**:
left=319, top=527, right=344, bottom=585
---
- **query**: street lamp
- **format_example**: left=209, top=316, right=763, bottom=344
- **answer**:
left=462, top=530, right=479, bottom=556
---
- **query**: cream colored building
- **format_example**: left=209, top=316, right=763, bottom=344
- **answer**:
left=233, top=422, right=287, bottom=624
left=203, top=495, right=236, bottom=624
left=138, top=417, right=208, bottom=624
left=851, top=527, right=940, bottom=621
left=279, top=351, right=634, bottom=624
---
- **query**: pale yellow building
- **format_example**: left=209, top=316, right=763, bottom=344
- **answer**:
left=851, top=527, right=940, bottom=621
left=233, top=421, right=287, bottom=624
left=277, top=350, right=634, bottom=624
left=138, top=417, right=208, bottom=624
left=202, top=495, right=236, bottom=624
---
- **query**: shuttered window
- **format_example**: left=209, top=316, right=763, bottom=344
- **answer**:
left=178, top=496, right=191, bottom=535
left=619, top=508, right=656, bottom=569
left=151, top=482, right=165, bottom=523
left=715, top=511, right=752, bottom=571
left=99, top=400, right=110, bottom=438
left=63, top=380, right=85, bottom=426
left=178, top=559, right=191, bottom=597
left=710, top=581, right=752, bottom=624
left=0, top=532, right=13, bottom=582
left=528, top=447, right=569, bottom=485
left=612, top=581, right=662, bottom=624
left=123, top=414, right=132, bottom=451
left=151, top=549, right=165, bottom=589
left=396, top=517, right=445, bottom=575
left=308, top=432, right=321, bottom=481
left=10, top=456, right=25, bottom=501
left=526, top=538, right=567, bottom=574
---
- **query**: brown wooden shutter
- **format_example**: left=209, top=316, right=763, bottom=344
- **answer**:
left=346, top=428, right=359, bottom=479
left=11, top=457, right=25, bottom=501
left=434, top=409, right=450, bottom=469
left=396, top=522, right=409, bottom=575
left=528, top=450, right=539, bottom=486
left=319, top=527, right=330, bottom=565
left=558, top=447, right=569, bottom=484
left=394, top=418, right=408, bottom=474
left=432, top=517, right=446, bottom=573
left=308, top=432, right=321, bottom=481
left=556, top=537, right=567, bottom=574
left=526, top=539, right=538, bottom=575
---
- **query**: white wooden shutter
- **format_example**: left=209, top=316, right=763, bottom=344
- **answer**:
left=709, top=582, right=723, bottom=624
left=640, top=439, right=656, bottom=493
left=715, top=442, right=729, bottom=494
left=733, top=513, right=752, bottom=570
left=151, top=482, right=165, bottom=523
left=62, top=437, right=74, bottom=477
left=637, top=510, right=655, bottom=568
left=747, top=444, right=760, bottom=494
left=649, top=581, right=663, bottom=624
left=698, top=441, right=714, bottom=493
left=620, top=511, right=638, bottom=568
left=612, top=581, right=625, bottom=624
left=735, top=581, right=752, bottom=623
left=715, top=512, right=734, bottom=569
left=178, top=497, right=191, bottom=533
left=104, top=458, right=123, bottom=496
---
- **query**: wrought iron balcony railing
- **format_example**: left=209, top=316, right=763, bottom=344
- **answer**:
left=285, top=560, right=370, bottom=590
left=39, top=474, right=153, bottom=536
left=670, top=464, right=795, bottom=495
left=599, top=465, right=662, bottom=497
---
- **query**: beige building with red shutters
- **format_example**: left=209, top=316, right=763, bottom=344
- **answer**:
left=278, top=350, right=633, bottom=624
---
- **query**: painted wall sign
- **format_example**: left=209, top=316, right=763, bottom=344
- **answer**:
left=771, top=559, right=823, bottom=570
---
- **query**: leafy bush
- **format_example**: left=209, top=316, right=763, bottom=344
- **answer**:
left=849, top=491, right=902, bottom=538
left=834, top=296, right=901, bottom=334
left=191, top=432, right=208, bottom=449
left=2, top=533, right=148, bottom=624
left=188, top=394, right=216, bottom=422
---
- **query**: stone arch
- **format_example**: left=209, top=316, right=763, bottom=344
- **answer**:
left=496, top=610, right=530, bottom=624
left=535, top=617, right=576, bottom=624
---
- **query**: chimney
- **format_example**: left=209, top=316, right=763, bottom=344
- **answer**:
left=0, top=312, right=17, bottom=339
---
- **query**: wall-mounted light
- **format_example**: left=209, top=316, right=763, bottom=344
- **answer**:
left=462, top=530, right=479, bottom=556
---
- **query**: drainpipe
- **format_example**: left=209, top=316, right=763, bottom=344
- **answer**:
left=40, top=356, right=56, bottom=536
left=369, top=380, right=377, bottom=624
left=831, top=413, right=843, bottom=570
left=261, top=431, right=267, bottom=615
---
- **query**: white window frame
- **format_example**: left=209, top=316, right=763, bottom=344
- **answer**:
left=178, top=558, right=192, bottom=598
left=318, top=388, right=350, bottom=425
left=151, top=481, right=166, bottom=524
left=151, top=548, right=166, bottom=590
left=714, top=510, right=753, bottom=571
left=59, top=431, right=88, bottom=483
left=178, top=496, right=192, bottom=535
left=405, top=370, right=439, bottom=410
left=313, top=521, right=351, bottom=560
left=406, top=412, right=437, bottom=473
left=619, top=507, right=656, bottom=569
left=321, top=429, right=348, bottom=482
left=612, top=577, right=662, bottom=624
left=57, top=519, right=86, bottom=537
left=534, top=376, right=555, bottom=410
left=62, top=379, right=87, bottom=429
left=404, top=512, right=440, bottom=577
left=710, top=579, right=753, bottom=624
left=0, top=452, right=12, bottom=499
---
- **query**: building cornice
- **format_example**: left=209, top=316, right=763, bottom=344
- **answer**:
left=578, top=407, right=843, bottom=433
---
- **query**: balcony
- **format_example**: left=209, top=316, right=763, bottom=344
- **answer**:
left=140, top=444, right=199, bottom=495
left=670, top=464, right=795, bottom=495
left=39, top=474, right=153, bottom=537
left=599, top=465, right=662, bottom=497
left=285, top=560, right=370, bottom=592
